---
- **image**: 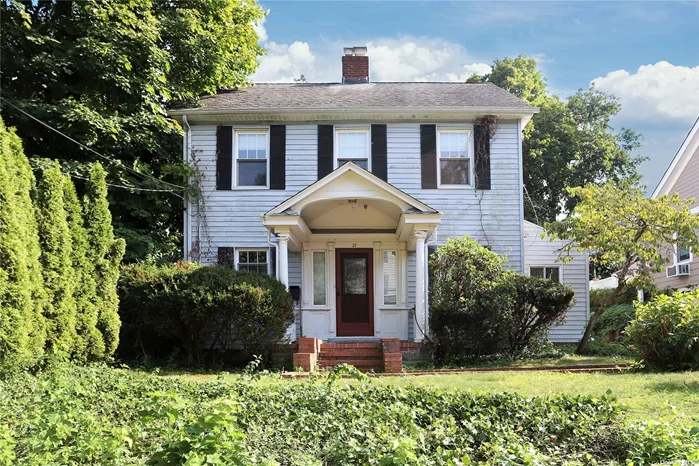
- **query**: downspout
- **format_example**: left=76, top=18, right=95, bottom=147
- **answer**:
left=182, top=114, right=191, bottom=261
left=266, top=228, right=280, bottom=280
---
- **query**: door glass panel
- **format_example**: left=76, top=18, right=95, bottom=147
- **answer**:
left=343, top=257, right=367, bottom=295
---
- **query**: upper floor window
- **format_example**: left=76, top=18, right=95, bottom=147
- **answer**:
left=437, top=129, right=472, bottom=186
left=676, top=243, right=692, bottom=264
left=530, top=266, right=560, bottom=283
left=236, top=131, right=268, bottom=187
left=335, top=128, right=369, bottom=170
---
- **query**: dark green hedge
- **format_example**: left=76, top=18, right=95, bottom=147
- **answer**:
left=118, top=262, right=294, bottom=365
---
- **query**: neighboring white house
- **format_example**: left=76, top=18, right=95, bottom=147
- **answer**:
left=170, top=47, right=586, bottom=344
left=523, top=221, right=590, bottom=343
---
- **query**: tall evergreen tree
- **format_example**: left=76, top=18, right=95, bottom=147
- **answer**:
left=36, top=162, right=77, bottom=358
left=84, top=163, right=125, bottom=357
left=0, top=118, right=45, bottom=366
left=63, top=175, right=105, bottom=362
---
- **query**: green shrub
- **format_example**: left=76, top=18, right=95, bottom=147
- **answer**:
left=118, top=263, right=294, bottom=365
left=627, top=290, right=699, bottom=370
left=429, top=236, right=573, bottom=360
left=500, top=272, right=575, bottom=352
left=429, top=236, right=510, bottom=359
left=593, top=302, right=635, bottom=340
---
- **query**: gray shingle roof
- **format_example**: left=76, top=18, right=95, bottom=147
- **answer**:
left=177, top=82, right=534, bottom=112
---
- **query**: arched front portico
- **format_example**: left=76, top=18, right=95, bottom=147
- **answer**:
left=262, top=163, right=441, bottom=342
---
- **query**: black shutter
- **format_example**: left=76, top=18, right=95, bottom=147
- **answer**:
left=270, top=125, right=286, bottom=190
left=217, top=247, right=234, bottom=267
left=216, top=126, right=233, bottom=190
left=371, top=124, right=388, bottom=181
left=474, top=124, right=491, bottom=190
left=420, top=124, right=437, bottom=189
left=317, top=124, right=334, bottom=179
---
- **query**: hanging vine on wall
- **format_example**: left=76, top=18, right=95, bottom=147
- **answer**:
left=187, top=149, right=214, bottom=262
left=474, top=115, right=500, bottom=248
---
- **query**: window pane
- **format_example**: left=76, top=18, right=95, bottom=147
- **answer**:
left=530, top=267, right=544, bottom=278
left=313, top=252, right=326, bottom=306
left=440, top=159, right=470, bottom=185
left=338, top=159, right=368, bottom=170
left=338, top=131, right=368, bottom=159
left=546, top=267, right=560, bottom=283
left=343, top=257, right=367, bottom=295
left=383, top=251, right=397, bottom=305
left=439, top=131, right=469, bottom=158
left=238, top=161, right=267, bottom=186
left=239, top=251, right=248, bottom=264
left=238, top=133, right=267, bottom=160
left=678, top=244, right=691, bottom=262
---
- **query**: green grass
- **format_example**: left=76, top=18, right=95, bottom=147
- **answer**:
left=169, top=369, right=699, bottom=429
left=402, top=353, right=636, bottom=369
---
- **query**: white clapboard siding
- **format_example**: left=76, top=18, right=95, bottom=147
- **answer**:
left=387, top=122, right=523, bottom=270
left=523, top=221, right=590, bottom=342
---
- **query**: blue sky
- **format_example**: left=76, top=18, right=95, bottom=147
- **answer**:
left=253, top=1, right=699, bottom=192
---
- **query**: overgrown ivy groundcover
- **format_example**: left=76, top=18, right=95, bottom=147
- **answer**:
left=0, top=365, right=697, bottom=465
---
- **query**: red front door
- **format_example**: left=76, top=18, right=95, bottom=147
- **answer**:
left=336, top=249, right=374, bottom=336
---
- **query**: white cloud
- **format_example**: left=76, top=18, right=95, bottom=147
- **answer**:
left=253, top=35, right=491, bottom=83
left=591, top=61, right=699, bottom=121
left=253, top=17, right=267, bottom=42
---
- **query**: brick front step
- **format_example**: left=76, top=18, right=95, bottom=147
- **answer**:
left=319, top=349, right=383, bottom=358
left=318, top=359, right=383, bottom=369
left=321, top=343, right=383, bottom=349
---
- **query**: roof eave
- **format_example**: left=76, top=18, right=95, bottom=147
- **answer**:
left=651, top=117, right=699, bottom=198
left=169, top=106, right=538, bottom=124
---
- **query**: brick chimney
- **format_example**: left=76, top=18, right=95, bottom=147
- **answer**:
left=342, top=46, right=369, bottom=84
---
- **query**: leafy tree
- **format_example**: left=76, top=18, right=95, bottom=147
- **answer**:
left=470, top=56, right=644, bottom=223
left=63, top=175, right=105, bottom=362
left=84, top=163, right=126, bottom=357
left=36, top=162, right=77, bottom=358
left=1, top=0, right=265, bottom=261
left=545, top=184, right=699, bottom=353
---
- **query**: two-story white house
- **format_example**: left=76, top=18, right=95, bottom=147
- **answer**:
left=171, top=47, right=585, bottom=359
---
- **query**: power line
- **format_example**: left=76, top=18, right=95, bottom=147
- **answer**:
left=68, top=173, right=185, bottom=197
left=0, top=96, right=186, bottom=193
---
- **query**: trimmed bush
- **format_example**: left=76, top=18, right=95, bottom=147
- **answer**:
left=430, top=236, right=573, bottom=361
left=429, top=237, right=510, bottom=358
left=500, top=272, right=574, bottom=352
left=118, top=263, right=294, bottom=365
left=593, top=302, right=635, bottom=341
left=627, top=290, right=699, bottom=370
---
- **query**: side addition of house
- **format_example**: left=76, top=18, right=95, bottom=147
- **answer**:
left=652, top=117, right=699, bottom=290
left=171, top=47, right=540, bottom=346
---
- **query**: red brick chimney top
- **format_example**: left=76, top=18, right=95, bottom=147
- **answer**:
left=342, top=46, right=369, bottom=84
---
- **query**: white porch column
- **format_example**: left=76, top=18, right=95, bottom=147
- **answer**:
left=277, top=232, right=290, bottom=287
left=277, top=232, right=295, bottom=341
left=414, top=230, right=428, bottom=342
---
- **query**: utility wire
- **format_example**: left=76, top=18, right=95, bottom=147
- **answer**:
left=0, top=96, right=186, bottom=193
left=69, top=173, right=185, bottom=197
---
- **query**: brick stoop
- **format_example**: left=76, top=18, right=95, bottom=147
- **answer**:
left=293, top=337, right=422, bottom=373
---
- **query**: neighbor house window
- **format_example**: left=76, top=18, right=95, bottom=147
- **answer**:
left=676, top=243, right=692, bottom=264
left=335, top=129, right=369, bottom=169
left=530, top=266, right=560, bottom=283
left=237, top=249, right=269, bottom=274
left=236, top=131, right=268, bottom=187
left=437, top=129, right=471, bottom=186
left=383, top=251, right=397, bottom=305
left=312, top=251, right=326, bottom=306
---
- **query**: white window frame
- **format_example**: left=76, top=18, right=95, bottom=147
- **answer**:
left=529, top=265, right=562, bottom=283
left=382, top=250, right=398, bottom=306
left=334, top=127, right=371, bottom=170
left=233, top=128, right=270, bottom=189
left=311, top=250, right=327, bottom=307
left=436, top=127, right=474, bottom=188
left=675, top=242, right=693, bottom=265
left=234, top=248, right=272, bottom=275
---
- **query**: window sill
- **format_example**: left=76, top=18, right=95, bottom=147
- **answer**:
left=379, top=306, right=411, bottom=311
left=232, top=186, right=270, bottom=190
left=300, top=307, right=331, bottom=312
left=437, top=184, right=474, bottom=190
